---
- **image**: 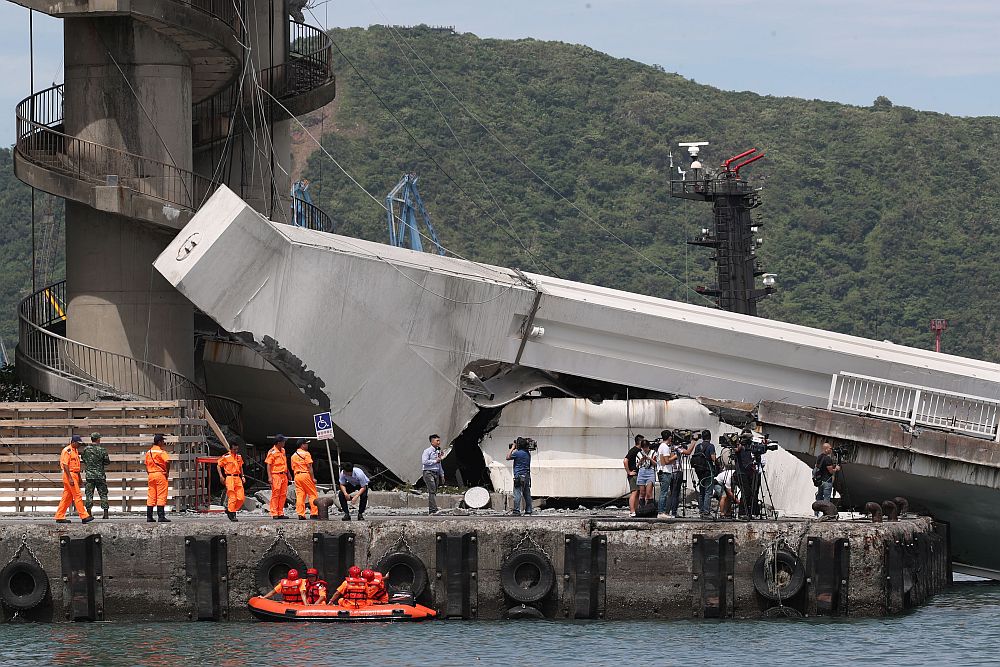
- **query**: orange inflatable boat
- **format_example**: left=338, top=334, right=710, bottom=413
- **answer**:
left=248, top=595, right=437, bottom=622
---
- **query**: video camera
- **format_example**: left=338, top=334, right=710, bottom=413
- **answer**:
left=513, top=436, right=538, bottom=452
left=719, top=431, right=779, bottom=457
left=671, top=428, right=697, bottom=444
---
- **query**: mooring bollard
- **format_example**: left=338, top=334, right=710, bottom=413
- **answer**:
left=315, top=496, right=336, bottom=520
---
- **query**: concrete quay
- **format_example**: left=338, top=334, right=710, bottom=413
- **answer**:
left=0, top=513, right=948, bottom=622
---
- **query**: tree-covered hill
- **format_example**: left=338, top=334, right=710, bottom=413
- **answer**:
left=1, top=26, right=997, bottom=366
left=0, top=148, right=63, bottom=360
left=297, top=26, right=1000, bottom=362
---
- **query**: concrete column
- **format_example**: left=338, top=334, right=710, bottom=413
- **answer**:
left=63, top=16, right=195, bottom=383
left=65, top=203, right=195, bottom=380
left=194, top=0, right=292, bottom=222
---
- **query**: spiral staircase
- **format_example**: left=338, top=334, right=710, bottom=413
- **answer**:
left=10, top=0, right=336, bottom=416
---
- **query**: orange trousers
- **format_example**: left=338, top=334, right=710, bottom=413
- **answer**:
left=55, top=473, right=90, bottom=520
left=294, top=472, right=318, bottom=517
left=225, top=475, right=245, bottom=512
left=147, top=471, right=168, bottom=507
left=270, top=474, right=289, bottom=517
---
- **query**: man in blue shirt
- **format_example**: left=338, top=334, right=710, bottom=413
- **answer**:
left=421, top=434, right=445, bottom=514
left=337, top=462, right=369, bottom=521
left=506, top=438, right=533, bottom=516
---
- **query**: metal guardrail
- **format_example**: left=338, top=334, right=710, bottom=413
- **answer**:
left=18, top=282, right=243, bottom=435
left=828, top=372, right=1000, bottom=442
left=193, top=20, right=335, bottom=145
left=19, top=281, right=203, bottom=401
left=668, top=178, right=756, bottom=198
left=16, top=84, right=216, bottom=212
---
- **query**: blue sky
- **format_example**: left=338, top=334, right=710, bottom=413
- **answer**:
left=1, top=0, right=999, bottom=145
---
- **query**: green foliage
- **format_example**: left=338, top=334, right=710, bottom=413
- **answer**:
left=302, top=27, right=1000, bottom=362
left=0, top=363, right=44, bottom=401
left=0, top=147, right=64, bottom=353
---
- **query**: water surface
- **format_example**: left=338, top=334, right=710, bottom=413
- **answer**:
left=1, top=581, right=999, bottom=666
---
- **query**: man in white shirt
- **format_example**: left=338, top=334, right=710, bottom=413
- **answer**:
left=712, top=468, right=738, bottom=518
left=337, top=462, right=369, bottom=521
left=656, top=430, right=676, bottom=517
left=421, top=434, right=445, bottom=514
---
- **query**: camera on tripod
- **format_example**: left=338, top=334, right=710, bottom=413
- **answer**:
left=719, top=431, right=779, bottom=457
left=671, top=428, right=696, bottom=444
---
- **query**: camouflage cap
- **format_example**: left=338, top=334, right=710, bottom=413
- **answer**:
left=90, top=432, right=102, bottom=441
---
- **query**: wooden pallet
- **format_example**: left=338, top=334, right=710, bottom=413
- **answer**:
left=0, top=400, right=209, bottom=513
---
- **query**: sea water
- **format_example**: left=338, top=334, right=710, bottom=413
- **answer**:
left=0, top=579, right=998, bottom=666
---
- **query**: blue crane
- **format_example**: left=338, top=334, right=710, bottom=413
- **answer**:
left=385, top=173, right=445, bottom=255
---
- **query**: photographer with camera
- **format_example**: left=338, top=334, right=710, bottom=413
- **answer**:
left=655, top=431, right=675, bottom=516
left=689, top=430, right=717, bottom=519
left=623, top=434, right=644, bottom=517
left=813, top=441, right=841, bottom=517
left=733, top=430, right=761, bottom=519
left=507, top=437, right=533, bottom=516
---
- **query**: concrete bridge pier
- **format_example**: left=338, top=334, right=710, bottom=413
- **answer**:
left=62, top=16, right=195, bottom=379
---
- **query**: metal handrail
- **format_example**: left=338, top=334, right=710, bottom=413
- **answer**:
left=18, top=281, right=203, bottom=400
left=15, top=84, right=217, bottom=213
left=828, top=372, right=1000, bottom=442
left=193, top=20, right=334, bottom=146
left=291, top=196, right=334, bottom=232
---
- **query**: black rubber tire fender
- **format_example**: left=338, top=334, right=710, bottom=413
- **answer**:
left=763, top=605, right=803, bottom=619
left=500, top=548, right=555, bottom=604
left=0, top=560, right=49, bottom=611
left=506, top=603, right=545, bottom=620
left=752, top=550, right=805, bottom=601
left=255, top=553, right=307, bottom=595
left=376, top=552, right=428, bottom=598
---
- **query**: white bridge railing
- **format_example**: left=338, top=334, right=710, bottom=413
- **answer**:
left=828, top=372, right=1000, bottom=442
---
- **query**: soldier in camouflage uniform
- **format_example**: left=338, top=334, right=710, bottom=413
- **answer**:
left=82, top=432, right=111, bottom=519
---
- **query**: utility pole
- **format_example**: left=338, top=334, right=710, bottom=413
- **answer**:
left=930, top=319, right=948, bottom=353
left=669, top=143, right=774, bottom=316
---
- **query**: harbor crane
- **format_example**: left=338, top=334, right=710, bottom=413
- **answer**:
left=385, top=173, right=444, bottom=255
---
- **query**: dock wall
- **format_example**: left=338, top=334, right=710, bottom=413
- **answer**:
left=0, top=517, right=948, bottom=622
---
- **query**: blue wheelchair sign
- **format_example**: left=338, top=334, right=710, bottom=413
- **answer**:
left=313, top=412, right=334, bottom=439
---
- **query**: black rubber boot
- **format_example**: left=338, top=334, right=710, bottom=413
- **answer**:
left=147, top=507, right=155, bottom=523
left=156, top=506, right=171, bottom=523
left=103, top=508, right=109, bottom=520
left=226, top=511, right=237, bottom=522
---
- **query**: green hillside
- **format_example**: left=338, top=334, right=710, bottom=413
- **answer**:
left=0, top=26, right=997, bottom=367
left=0, top=148, right=64, bottom=361
left=300, top=26, right=1000, bottom=362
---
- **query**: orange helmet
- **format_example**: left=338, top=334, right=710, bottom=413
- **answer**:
left=286, top=568, right=299, bottom=580
left=361, top=569, right=375, bottom=581
left=306, top=568, right=318, bottom=577
left=348, top=565, right=362, bottom=578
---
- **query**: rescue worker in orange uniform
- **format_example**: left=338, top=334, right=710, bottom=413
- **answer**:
left=217, top=444, right=245, bottom=522
left=144, top=434, right=171, bottom=523
left=329, top=565, right=369, bottom=608
left=291, top=440, right=318, bottom=520
left=304, top=567, right=328, bottom=605
left=55, top=435, right=93, bottom=524
left=362, top=569, right=389, bottom=603
left=264, top=434, right=290, bottom=520
left=261, top=568, right=308, bottom=605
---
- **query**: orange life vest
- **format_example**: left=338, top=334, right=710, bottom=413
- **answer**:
left=280, top=578, right=303, bottom=603
left=306, top=580, right=328, bottom=604
left=367, top=575, right=388, bottom=603
left=342, top=576, right=368, bottom=603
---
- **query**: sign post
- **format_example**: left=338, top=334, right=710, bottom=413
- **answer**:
left=313, top=412, right=337, bottom=488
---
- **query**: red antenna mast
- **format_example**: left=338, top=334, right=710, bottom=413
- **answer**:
left=929, top=319, right=948, bottom=353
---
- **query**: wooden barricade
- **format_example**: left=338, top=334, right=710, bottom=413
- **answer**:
left=0, top=400, right=209, bottom=514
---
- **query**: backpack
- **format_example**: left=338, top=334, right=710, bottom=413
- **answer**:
left=690, top=443, right=714, bottom=485
left=812, top=459, right=826, bottom=487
